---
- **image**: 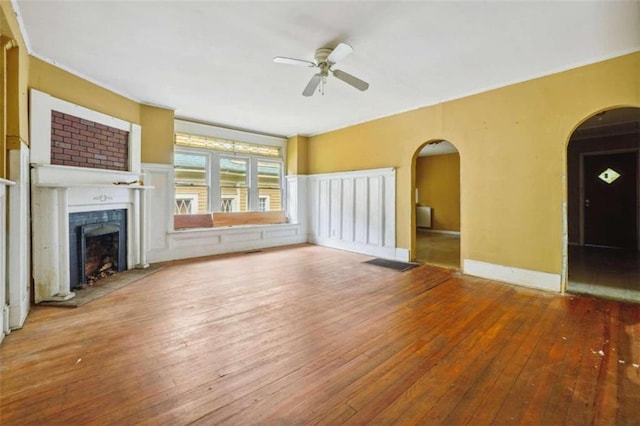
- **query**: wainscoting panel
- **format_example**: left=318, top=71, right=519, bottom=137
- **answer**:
left=384, top=175, right=396, bottom=248
left=0, top=178, right=15, bottom=343
left=330, top=178, right=342, bottom=240
left=308, top=168, right=400, bottom=260
left=8, top=143, right=30, bottom=330
left=142, top=166, right=402, bottom=263
left=341, top=177, right=354, bottom=242
left=354, top=177, right=368, bottom=244
left=318, top=179, right=330, bottom=239
left=141, top=163, right=173, bottom=253
left=368, top=176, right=381, bottom=246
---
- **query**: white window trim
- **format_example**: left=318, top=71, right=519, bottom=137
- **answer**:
left=175, top=119, right=285, bottom=148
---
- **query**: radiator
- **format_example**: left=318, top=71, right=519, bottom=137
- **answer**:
left=416, top=206, right=432, bottom=228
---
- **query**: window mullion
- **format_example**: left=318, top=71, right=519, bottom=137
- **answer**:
left=279, top=161, right=286, bottom=214
left=249, top=157, right=259, bottom=211
left=210, top=151, right=221, bottom=212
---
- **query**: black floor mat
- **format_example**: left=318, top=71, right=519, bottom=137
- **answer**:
left=364, top=258, right=419, bottom=272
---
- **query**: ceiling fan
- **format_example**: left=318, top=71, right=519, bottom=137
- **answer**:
left=273, top=43, right=369, bottom=97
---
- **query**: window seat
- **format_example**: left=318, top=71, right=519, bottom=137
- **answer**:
left=174, top=213, right=213, bottom=230
left=212, top=211, right=286, bottom=227
left=174, top=211, right=287, bottom=230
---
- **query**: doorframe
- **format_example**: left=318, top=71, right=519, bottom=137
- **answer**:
left=578, top=148, right=640, bottom=250
left=562, top=106, right=640, bottom=294
left=411, top=140, right=462, bottom=266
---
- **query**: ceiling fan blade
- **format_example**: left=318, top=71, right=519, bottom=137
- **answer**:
left=273, top=56, right=316, bottom=67
left=326, top=42, right=353, bottom=64
left=302, top=74, right=322, bottom=97
left=332, top=69, right=369, bottom=92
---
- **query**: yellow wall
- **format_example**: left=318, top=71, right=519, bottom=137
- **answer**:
left=286, top=135, right=308, bottom=175
left=0, top=2, right=29, bottom=144
left=140, top=104, right=174, bottom=164
left=29, top=56, right=141, bottom=124
left=1, top=1, right=30, bottom=178
left=416, top=153, right=460, bottom=231
left=308, top=52, right=640, bottom=275
left=286, top=136, right=297, bottom=175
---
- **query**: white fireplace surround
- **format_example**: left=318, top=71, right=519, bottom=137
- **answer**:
left=30, top=89, right=150, bottom=303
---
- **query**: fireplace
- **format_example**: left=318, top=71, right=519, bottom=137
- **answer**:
left=29, top=89, right=151, bottom=303
left=70, top=209, right=127, bottom=289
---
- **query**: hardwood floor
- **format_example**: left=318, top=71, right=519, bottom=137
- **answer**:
left=416, top=229, right=460, bottom=269
left=1, top=244, right=639, bottom=424
left=568, top=245, right=640, bottom=303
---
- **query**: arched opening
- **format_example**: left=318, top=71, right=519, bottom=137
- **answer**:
left=413, top=140, right=461, bottom=268
left=566, top=107, right=640, bottom=302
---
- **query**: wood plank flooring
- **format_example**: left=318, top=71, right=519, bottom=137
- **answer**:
left=568, top=245, right=640, bottom=303
left=1, top=244, right=639, bottom=424
left=415, top=229, right=460, bottom=269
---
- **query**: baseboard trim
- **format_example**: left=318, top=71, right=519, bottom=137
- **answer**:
left=395, top=248, right=410, bottom=262
left=417, top=229, right=460, bottom=236
left=463, top=259, right=561, bottom=292
left=310, top=236, right=409, bottom=262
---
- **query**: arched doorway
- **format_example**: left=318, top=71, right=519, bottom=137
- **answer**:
left=413, top=140, right=461, bottom=268
left=566, top=107, right=640, bottom=302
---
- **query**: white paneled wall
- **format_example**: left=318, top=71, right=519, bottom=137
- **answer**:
left=141, top=164, right=404, bottom=263
left=308, top=168, right=408, bottom=261
left=8, top=142, right=30, bottom=329
left=286, top=175, right=307, bottom=234
left=0, top=178, right=15, bottom=343
left=142, top=163, right=173, bottom=256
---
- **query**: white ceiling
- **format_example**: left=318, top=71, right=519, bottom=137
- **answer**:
left=14, top=1, right=640, bottom=138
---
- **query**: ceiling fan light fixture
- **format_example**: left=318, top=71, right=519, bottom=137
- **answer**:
left=273, top=42, right=369, bottom=97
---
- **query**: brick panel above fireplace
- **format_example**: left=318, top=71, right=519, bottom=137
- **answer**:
left=51, top=110, right=129, bottom=171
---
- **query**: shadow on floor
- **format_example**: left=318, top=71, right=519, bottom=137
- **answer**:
left=568, top=245, right=640, bottom=303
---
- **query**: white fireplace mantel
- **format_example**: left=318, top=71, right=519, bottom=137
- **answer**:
left=31, top=164, right=153, bottom=303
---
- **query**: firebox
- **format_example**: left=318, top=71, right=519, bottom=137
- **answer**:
left=69, top=209, right=127, bottom=289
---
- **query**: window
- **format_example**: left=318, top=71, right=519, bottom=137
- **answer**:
left=259, top=196, right=270, bottom=212
left=174, top=152, right=208, bottom=214
left=174, top=130, right=284, bottom=217
left=258, top=161, right=281, bottom=211
left=220, top=157, right=249, bottom=212
left=175, top=194, right=198, bottom=214
left=175, top=133, right=281, bottom=157
left=221, top=196, right=238, bottom=213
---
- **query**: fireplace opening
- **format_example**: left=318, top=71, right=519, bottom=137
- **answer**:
left=69, top=209, right=127, bottom=290
left=81, top=222, right=121, bottom=285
